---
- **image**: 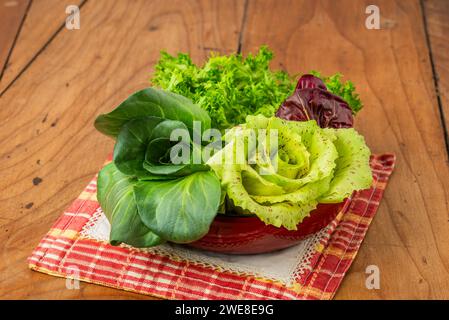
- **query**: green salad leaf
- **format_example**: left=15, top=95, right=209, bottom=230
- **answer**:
left=113, top=116, right=208, bottom=178
left=151, top=46, right=295, bottom=130
left=319, top=128, right=373, bottom=202
left=94, top=87, right=211, bottom=138
left=95, top=88, right=221, bottom=247
left=208, top=115, right=372, bottom=230
left=134, top=171, right=221, bottom=243
left=97, top=163, right=164, bottom=247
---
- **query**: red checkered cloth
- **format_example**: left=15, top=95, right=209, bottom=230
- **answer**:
left=28, top=154, right=395, bottom=300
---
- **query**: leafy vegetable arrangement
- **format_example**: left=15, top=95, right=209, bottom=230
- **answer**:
left=95, top=46, right=372, bottom=249
left=151, top=47, right=362, bottom=129
left=95, top=88, right=222, bottom=247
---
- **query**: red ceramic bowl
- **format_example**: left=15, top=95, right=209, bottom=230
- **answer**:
left=188, top=200, right=349, bottom=254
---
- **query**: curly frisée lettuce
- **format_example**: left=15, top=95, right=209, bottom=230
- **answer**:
left=151, top=46, right=294, bottom=130
left=207, top=115, right=372, bottom=230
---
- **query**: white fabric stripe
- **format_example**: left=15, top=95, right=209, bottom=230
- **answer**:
left=337, top=224, right=366, bottom=236
left=332, top=239, right=361, bottom=249
left=339, top=219, right=365, bottom=228
left=63, top=212, right=92, bottom=219
left=54, top=238, right=74, bottom=245
left=46, top=253, right=64, bottom=261
left=32, top=250, right=47, bottom=258
left=352, top=197, right=380, bottom=205
left=29, top=251, right=60, bottom=262
left=313, top=268, right=345, bottom=277
left=332, top=234, right=363, bottom=247
left=29, top=256, right=41, bottom=262
left=41, top=237, right=74, bottom=246
left=370, top=167, right=389, bottom=174
left=248, top=282, right=297, bottom=299
left=38, top=242, right=68, bottom=251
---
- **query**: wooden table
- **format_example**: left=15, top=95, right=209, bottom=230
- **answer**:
left=1, top=0, right=448, bottom=300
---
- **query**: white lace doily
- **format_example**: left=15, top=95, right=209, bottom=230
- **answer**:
left=80, top=207, right=331, bottom=286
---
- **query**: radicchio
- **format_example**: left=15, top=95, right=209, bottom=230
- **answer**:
left=276, top=74, right=353, bottom=128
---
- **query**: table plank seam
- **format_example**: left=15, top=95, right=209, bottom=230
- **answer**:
left=420, top=0, right=449, bottom=158
left=236, top=0, right=249, bottom=53
left=0, top=0, right=32, bottom=82
left=0, top=0, right=89, bottom=99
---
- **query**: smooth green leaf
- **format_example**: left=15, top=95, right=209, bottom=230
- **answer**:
left=97, top=163, right=164, bottom=247
left=94, top=87, right=211, bottom=138
left=150, top=120, right=190, bottom=141
left=137, top=174, right=177, bottom=181
left=145, top=137, right=173, bottom=164
left=113, top=117, right=164, bottom=176
left=143, top=162, right=209, bottom=176
left=113, top=113, right=208, bottom=178
left=144, top=127, right=209, bottom=176
left=134, top=171, right=221, bottom=243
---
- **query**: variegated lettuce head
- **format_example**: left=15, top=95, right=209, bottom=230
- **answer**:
left=207, top=115, right=372, bottom=230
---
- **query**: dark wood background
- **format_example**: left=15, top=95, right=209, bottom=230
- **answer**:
left=0, top=0, right=448, bottom=299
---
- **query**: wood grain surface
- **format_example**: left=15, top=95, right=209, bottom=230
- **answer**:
left=0, top=0, right=244, bottom=299
left=241, top=0, right=449, bottom=299
left=423, top=0, right=449, bottom=151
left=0, top=0, right=30, bottom=80
left=0, top=0, right=84, bottom=93
left=0, top=0, right=448, bottom=299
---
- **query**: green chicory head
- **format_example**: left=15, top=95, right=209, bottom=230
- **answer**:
left=207, top=115, right=373, bottom=230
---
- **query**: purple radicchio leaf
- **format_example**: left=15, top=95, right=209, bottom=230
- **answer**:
left=295, top=74, right=327, bottom=90
left=276, top=74, right=354, bottom=128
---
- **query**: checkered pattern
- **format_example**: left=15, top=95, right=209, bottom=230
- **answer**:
left=28, top=154, right=395, bottom=299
